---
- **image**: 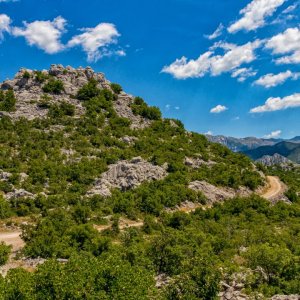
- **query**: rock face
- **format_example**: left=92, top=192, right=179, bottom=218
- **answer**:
left=189, top=181, right=251, bottom=204
left=1, top=65, right=151, bottom=128
left=256, top=153, right=294, bottom=167
left=88, top=157, right=168, bottom=197
left=114, top=93, right=152, bottom=129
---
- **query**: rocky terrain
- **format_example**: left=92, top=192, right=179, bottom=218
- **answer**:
left=0, top=65, right=299, bottom=299
left=1, top=64, right=151, bottom=129
left=256, top=153, right=295, bottom=167
left=88, top=157, right=168, bottom=197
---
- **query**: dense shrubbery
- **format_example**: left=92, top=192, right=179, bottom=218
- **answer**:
left=48, top=102, right=75, bottom=118
left=132, top=96, right=162, bottom=120
left=0, top=243, right=11, bottom=266
left=0, top=89, right=16, bottom=112
left=42, top=79, right=64, bottom=94
left=76, top=78, right=101, bottom=100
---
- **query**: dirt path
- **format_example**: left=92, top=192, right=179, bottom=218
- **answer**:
left=0, top=231, right=24, bottom=253
left=260, top=176, right=285, bottom=200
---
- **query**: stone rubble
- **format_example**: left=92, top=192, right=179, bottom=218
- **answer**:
left=88, top=157, right=168, bottom=197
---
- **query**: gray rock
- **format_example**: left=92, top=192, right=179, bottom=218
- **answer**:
left=88, top=157, right=168, bottom=197
left=189, top=181, right=251, bottom=204
left=5, top=189, right=34, bottom=200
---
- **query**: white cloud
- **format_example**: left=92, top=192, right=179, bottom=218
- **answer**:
left=254, top=70, right=300, bottom=88
left=12, top=16, right=66, bottom=54
left=250, top=93, right=300, bottom=113
left=68, top=23, right=120, bottom=62
left=175, top=106, right=180, bottom=110
left=205, top=131, right=213, bottom=135
left=231, top=67, right=257, bottom=82
left=0, top=14, right=11, bottom=40
left=205, top=23, right=224, bottom=40
left=162, top=40, right=261, bottom=79
left=0, top=0, right=19, bottom=2
left=263, top=130, right=282, bottom=139
left=210, top=105, right=228, bottom=114
left=282, top=3, right=298, bottom=13
left=161, top=51, right=212, bottom=79
left=265, top=27, right=300, bottom=64
left=228, top=0, right=286, bottom=33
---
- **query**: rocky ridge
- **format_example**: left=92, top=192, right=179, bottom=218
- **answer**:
left=1, top=64, right=152, bottom=128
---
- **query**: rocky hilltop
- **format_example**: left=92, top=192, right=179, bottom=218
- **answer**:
left=1, top=64, right=150, bottom=128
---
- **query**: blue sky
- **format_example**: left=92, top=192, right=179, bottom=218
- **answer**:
left=0, top=0, right=300, bottom=138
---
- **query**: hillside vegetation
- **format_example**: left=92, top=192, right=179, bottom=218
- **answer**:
left=0, top=66, right=299, bottom=299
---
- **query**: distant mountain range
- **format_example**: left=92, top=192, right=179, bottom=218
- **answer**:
left=206, top=135, right=300, bottom=164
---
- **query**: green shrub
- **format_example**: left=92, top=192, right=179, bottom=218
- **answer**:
left=131, top=98, right=162, bottom=120
left=0, top=243, right=11, bottom=266
left=77, top=79, right=101, bottom=101
left=35, top=71, right=49, bottom=83
left=110, top=83, right=122, bottom=94
left=0, top=89, right=16, bottom=112
left=48, top=102, right=75, bottom=118
left=42, top=79, right=64, bottom=94
left=23, top=71, right=31, bottom=79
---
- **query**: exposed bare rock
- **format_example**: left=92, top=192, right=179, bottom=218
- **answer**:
left=5, top=189, right=34, bottom=200
left=256, top=153, right=294, bottom=167
left=88, top=157, right=168, bottom=197
left=1, top=65, right=153, bottom=129
left=120, top=135, right=138, bottom=144
left=184, top=157, right=216, bottom=168
left=113, top=94, right=152, bottom=129
left=189, top=181, right=251, bottom=204
left=0, top=170, right=12, bottom=181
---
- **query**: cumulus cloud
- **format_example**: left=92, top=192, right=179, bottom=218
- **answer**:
left=228, top=0, right=286, bottom=33
left=205, top=23, right=224, bottom=40
left=68, top=23, right=121, bottom=62
left=265, top=27, right=300, bottom=64
left=231, top=67, right=257, bottom=82
left=205, top=131, right=213, bottom=135
left=12, top=16, right=66, bottom=54
left=263, top=130, right=282, bottom=139
left=254, top=70, right=300, bottom=88
left=161, top=52, right=212, bottom=79
left=250, top=93, right=300, bottom=113
left=0, top=14, right=11, bottom=40
left=210, top=105, right=228, bottom=114
left=162, top=40, right=261, bottom=79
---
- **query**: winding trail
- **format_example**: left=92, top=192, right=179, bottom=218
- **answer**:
left=260, top=176, right=285, bottom=200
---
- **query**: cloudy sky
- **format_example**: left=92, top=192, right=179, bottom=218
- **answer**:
left=0, top=0, right=300, bottom=138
